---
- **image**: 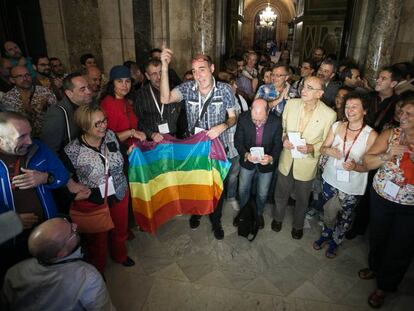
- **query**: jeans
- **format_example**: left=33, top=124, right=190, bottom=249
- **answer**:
left=238, top=166, right=273, bottom=215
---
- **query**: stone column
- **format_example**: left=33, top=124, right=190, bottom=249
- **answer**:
left=191, top=0, right=216, bottom=60
left=364, top=0, right=403, bottom=86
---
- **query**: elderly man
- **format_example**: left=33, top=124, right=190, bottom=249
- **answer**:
left=234, top=98, right=282, bottom=228
left=0, top=112, right=69, bottom=279
left=0, top=65, right=57, bottom=137
left=1, top=218, right=114, bottom=311
left=160, top=48, right=236, bottom=240
left=135, top=59, right=181, bottom=142
left=272, top=76, right=336, bottom=239
left=317, top=59, right=340, bottom=107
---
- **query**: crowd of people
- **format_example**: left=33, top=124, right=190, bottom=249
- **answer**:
left=0, top=39, right=413, bottom=309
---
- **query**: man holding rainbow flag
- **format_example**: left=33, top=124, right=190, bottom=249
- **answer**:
left=154, top=48, right=237, bottom=240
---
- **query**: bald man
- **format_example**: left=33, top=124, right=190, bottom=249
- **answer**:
left=84, top=66, right=102, bottom=100
left=1, top=218, right=114, bottom=311
left=272, top=76, right=336, bottom=239
left=234, top=99, right=283, bottom=229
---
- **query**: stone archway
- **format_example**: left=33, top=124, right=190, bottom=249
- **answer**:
left=242, top=0, right=295, bottom=50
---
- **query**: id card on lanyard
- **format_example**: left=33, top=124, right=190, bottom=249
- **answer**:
left=149, top=86, right=170, bottom=134
left=336, top=124, right=364, bottom=183
left=98, top=147, right=116, bottom=198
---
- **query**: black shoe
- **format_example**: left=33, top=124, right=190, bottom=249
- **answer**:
left=258, top=215, right=265, bottom=229
left=291, top=228, right=303, bottom=240
left=345, top=229, right=358, bottom=240
left=189, top=215, right=201, bottom=229
left=271, top=220, right=282, bottom=232
left=212, top=224, right=224, bottom=240
left=121, top=256, right=135, bottom=267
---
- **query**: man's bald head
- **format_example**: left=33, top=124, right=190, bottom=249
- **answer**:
left=29, top=218, right=79, bottom=263
left=251, top=99, right=269, bottom=126
left=85, top=66, right=102, bottom=94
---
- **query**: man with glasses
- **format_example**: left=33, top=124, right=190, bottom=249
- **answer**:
left=256, top=64, right=298, bottom=117
left=272, top=76, right=336, bottom=239
left=1, top=218, right=114, bottom=310
left=134, top=59, right=181, bottom=142
left=0, top=111, right=69, bottom=280
left=160, top=48, right=236, bottom=240
left=234, top=99, right=282, bottom=228
left=33, top=55, right=63, bottom=100
left=0, top=66, right=57, bottom=137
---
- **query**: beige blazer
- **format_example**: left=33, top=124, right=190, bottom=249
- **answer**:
left=278, top=98, right=336, bottom=181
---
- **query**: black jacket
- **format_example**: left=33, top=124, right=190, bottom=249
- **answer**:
left=235, top=111, right=283, bottom=173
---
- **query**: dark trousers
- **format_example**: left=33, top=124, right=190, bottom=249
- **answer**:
left=368, top=188, right=414, bottom=291
left=191, top=191, right=224, bottom=228
left=350, top=170, right=376, bottom=234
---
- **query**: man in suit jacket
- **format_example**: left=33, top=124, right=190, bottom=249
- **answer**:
left=272, top=76, right=336, bottom=239
left=235, top=99, right=283, bottom=229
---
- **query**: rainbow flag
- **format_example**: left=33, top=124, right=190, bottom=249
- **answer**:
left=128, top=133, right=230, bottom=234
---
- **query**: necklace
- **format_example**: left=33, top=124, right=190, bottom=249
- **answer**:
left=347, top=122, right=364, bottom=132
left=82, top=134, right=101, bottom=149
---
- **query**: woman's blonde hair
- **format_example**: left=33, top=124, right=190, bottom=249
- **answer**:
left=74, top=104, right=105, bottom=133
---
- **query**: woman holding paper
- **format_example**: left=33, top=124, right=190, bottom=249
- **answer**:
left=359, top=92, right=414, bottom=308
left=313, top=92, right=377, bottom=258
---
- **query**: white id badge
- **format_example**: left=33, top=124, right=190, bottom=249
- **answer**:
left=195, top=127, right=205, bottom=134
left=158, top=122, right=170, bottom=134
left=99, top=176, right=116, bottom=198
left=336, top=169, right=350, bottom=182
left=383, top=180, right=400, bottom=198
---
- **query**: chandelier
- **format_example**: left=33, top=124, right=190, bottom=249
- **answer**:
left=259, top=3, right=277, bottom=27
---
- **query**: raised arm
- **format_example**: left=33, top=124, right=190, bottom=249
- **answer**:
left=160, top=48, right=182, bottom=104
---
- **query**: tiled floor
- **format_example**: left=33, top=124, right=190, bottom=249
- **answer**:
left=106, top=203, right=414, bottom=311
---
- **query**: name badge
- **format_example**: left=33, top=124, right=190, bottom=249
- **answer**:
left=336, top=169, right=350, bottom=182
left=195, top=127, right=205, bottom=134
left=158, top=122, right=170, bottom=134
left=383, top=180, right=400, bottom=198
left=99, top=176, right=116, bottom=198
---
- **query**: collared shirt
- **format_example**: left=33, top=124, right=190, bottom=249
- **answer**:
left=255, top=124, right=264, bottom=146
left=175, top=79, right=235, bottom=147
left=2, top=248, right=114, bottom=311
left=256, top=83, right=297, bottom=116
left=0, top=86, right=57, bottom=137
left=134, top=83, right=181, bottom=138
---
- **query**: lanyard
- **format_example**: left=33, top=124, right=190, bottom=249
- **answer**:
left=149, top=86, right=164, bottom=120
left=198, top=86, right=214, bottom=119
left=343, top=123, right=364, bottom=162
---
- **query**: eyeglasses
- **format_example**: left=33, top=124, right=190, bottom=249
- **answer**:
left=94, top=118, right=108, bottom=128
left=272, top=74, right=287, bottom=78
left=11, top=73, right=31, bottom=79
left=61, top=218, right=78, bottom=244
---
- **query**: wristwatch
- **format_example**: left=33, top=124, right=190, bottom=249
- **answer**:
left=46, top=172, right=55, bottom=185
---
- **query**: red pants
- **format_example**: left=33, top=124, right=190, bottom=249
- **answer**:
left=84, top=191, right=129, bottom=273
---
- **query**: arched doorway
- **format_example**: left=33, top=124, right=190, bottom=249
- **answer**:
left=253, top=7, right=277, bottom=51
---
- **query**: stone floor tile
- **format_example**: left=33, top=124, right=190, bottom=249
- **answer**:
left=242, top=276, right=284, bottom=296
left=150, top=262, right=190, bottom=282
left=194, top=270, right=235, bottom=289
left=288, top=281, right=332, bottom=303
left=176, top=251, right=217, bottom=282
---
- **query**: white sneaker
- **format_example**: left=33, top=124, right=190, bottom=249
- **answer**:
left=226, top=199, right=240, bottom=211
